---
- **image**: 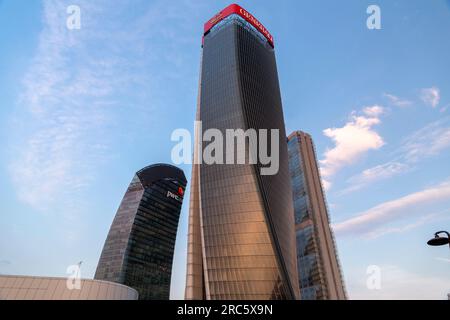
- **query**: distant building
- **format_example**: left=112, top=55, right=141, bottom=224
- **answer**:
left=0, top=275, right=138, bottom=300
left=95, top=164, right=187, bottom=300
left=287, top=131, right=347, bottom=300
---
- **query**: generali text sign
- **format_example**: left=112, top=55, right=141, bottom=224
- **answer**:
left=204, top=3, right=274, bottom=48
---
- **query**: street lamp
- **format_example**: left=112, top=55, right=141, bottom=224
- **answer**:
left=427, top=231, right=450, bottom=248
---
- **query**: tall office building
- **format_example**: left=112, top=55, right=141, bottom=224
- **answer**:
left=95, top=164, right=186, bottom=300
left=287, top=131, right=347, bottom=300
left=185, top=4, right=300, bottom=300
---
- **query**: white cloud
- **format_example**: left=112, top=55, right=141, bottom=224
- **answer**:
left=363, top=105, right=384, bottom=117
left=383, top=93, right=412, bottom=107
left=362, top=213, right=438, bottom=240
left=421, top=86, right=440, bottom=108
left=436, top=257, right=450, bottom=264
left=340, top=117, right=450, bottom=195
left=350, top=161, right=409, bottom=185
left=340, top=161, right=410, bottom=195
left=322, top=179, right=331, bottom=192
left=333, top=179, right=450, bottom=237
left=9, top=0, right=202, bottom=213
left=320, top=106, right=385, bottom=182
left=338, top=161, right=411, bottom=196
left=10, top=0, right=105, bottom=212
left=348, top=265, right=450, bottom=300
left=400, top=117, right=450, bottom=162
left=328, top=203, right=338, bottom=210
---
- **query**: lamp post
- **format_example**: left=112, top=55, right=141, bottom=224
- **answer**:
left=427, top=231, right=450, bottom=248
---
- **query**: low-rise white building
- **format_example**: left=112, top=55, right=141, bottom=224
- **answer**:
left=0, top=275, right=138, bottom=300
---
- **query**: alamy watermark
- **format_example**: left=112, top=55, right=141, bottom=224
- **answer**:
left=66, top=5, right=81, bottom=30
left=367, top=5, right=381, bottom=30
left=66, top=261, right=82, bottom=290
left=366, top=265, right=381, bottom=290
left=171, top=121, right=280, bottom=176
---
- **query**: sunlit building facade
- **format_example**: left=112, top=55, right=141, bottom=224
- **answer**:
left=185, top=4, right=300, bottom=300
left=287, top=131, right=347, bottom=300
left=95, top=164, right=186, bottom=300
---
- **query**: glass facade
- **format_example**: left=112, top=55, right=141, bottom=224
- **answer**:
left=95, top=164, right=186, bottom=300
left=288, top=131, right=347, bottom=300
left=186, top=9, right=299, bottom=300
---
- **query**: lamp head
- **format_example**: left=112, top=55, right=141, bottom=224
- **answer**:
left=427, top=234, right=450, bottom=246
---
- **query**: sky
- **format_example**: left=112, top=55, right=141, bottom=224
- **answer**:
left=0, top=0, right=450, bottom=300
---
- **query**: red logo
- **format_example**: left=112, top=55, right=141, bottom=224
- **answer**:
left=203, top=4, right=274, bottom=47
left=178, top=187, right=184, bottom=196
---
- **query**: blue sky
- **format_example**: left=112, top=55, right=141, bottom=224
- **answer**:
left=1, top=0, right=450, bottom=300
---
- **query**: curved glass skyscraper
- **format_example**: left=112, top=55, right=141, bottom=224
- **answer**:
left=185, top=4, right=300, bottom=300
left=95, top=164, right=186, bottom=300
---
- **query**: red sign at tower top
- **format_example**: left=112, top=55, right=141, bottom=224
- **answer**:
left=203, top=4, right=274, bottom=48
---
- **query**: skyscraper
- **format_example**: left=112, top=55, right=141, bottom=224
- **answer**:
left=287, top=131, right=347, bottom=300
left=185, top=4, right=300, bottom=300
left=95, top=164, right=186, bottom=300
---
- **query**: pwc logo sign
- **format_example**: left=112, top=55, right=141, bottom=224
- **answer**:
left=167, top=187, right=184, bottom=202
left=203, top=3, right=274, bottom=48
